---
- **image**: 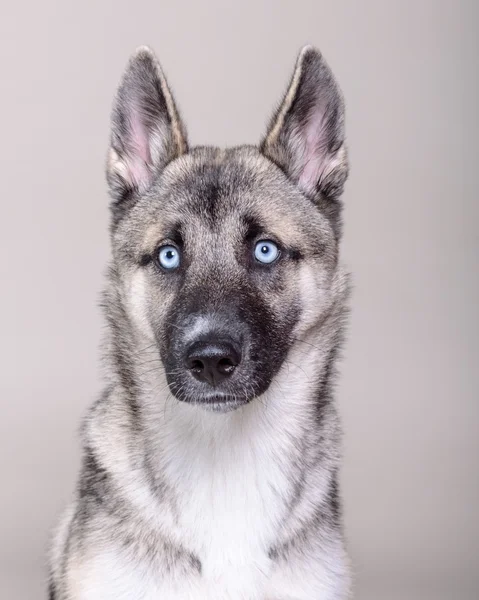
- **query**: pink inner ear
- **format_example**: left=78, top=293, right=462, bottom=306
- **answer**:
left=298, top=106, right=327, bottom=194
left=127, top=108, right=152, bottom=188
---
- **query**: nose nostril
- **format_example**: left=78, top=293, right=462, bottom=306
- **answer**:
left=189, top=359, right=204, bottom=373
left=217, top=357, right=236, bottom=375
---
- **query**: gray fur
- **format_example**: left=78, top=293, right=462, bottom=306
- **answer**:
left=49, top=46, right=351, bottom=599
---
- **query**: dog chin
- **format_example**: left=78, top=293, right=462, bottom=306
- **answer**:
left=175, top=391, right=253, bottom=413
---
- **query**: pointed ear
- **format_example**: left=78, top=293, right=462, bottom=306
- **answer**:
left=106, top=47, right=188, bottom=217
left=261, top=46, right=348, bottom=203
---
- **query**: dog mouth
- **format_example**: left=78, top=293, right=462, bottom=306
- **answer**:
left=187, top=392, right=253, bottom=412
left=167, top=377, right=255, bottom=412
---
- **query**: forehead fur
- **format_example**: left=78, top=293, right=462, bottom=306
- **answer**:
left=113, top=145, right=336, bottom=262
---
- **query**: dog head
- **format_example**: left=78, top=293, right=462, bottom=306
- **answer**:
left=106, top=47, right=348, bottom=412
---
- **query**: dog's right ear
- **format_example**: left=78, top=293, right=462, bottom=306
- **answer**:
left=106, top=47, right=188, bottom=219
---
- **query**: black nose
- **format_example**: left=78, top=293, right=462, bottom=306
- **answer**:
left=185, top=340, right=241, bottom=386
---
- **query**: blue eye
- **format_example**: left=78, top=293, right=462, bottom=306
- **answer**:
left=157, top=245, right=180, bottom=270
left=254, top=240, right=279, bottom=264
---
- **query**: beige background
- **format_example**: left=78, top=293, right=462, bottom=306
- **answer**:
left=0, top=1, right=478, bottom=598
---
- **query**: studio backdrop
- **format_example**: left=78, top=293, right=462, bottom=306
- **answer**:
left=0, top=1, right=477, bottom=599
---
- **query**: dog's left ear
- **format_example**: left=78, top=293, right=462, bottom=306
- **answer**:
left=107, top=47, right=188, bottom=220
left=261, top=46, right=348, bottom=203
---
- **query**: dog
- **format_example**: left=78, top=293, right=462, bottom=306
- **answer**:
left=49, top=45, right=351, bottom=599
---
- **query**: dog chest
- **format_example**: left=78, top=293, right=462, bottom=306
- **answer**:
left=157, top=408, right=298, bottom=593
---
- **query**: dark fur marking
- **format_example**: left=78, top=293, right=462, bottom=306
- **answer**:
left=79, top=447, right=110, bottom=506
left=200, top=179, right=221, bottom=223
left=289, top=248, right=303, bottom=261
left=328, top=470, right=342, bottom=526
left=180, top=159, right=255, bottom=228
left=242, top=214, right=265, bottom=242
left=268, top=501, right=331, bottom=563
left=163, top=222, right=184, bottom=247
left=314, top=345, right=337, bottom=424
left=140, top=253, right=152, bottom=267
left=189, top=553, right=202, bottom=575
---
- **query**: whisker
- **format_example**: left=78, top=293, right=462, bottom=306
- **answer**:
left=284, top=358, right=310, bottom=381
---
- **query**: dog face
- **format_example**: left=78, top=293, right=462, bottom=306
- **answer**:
left=106, top=47, right=348, bottom=411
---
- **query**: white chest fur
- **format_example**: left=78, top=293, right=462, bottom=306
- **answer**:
left=154, top=397, right=303, bottom=598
